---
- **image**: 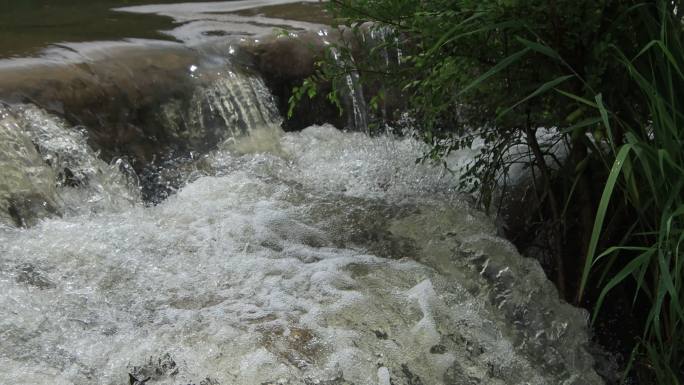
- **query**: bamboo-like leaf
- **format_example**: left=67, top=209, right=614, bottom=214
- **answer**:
left=498, top=75, right=574, bottom=118
left=429, top=20, right=522, bottom=55
left=457, top=48, right=530, bottom=96
left=593, top=250, right=652, bottom=323
left=425, top=12, right=485, bottom=55
left=592, top=246, right=651, bottom=267
left=560, top=116, right=602, bottom=134
left=658, top=250, right=684, bottom=322
left=579, top=144, right=634, bottom=301
left=555, top=89, right=599, bottom=108
left=594, top=94, right=616, bottom=152
left=516, top=36, right=562, bottom=60
left=633, top=39, right=684, bottom=80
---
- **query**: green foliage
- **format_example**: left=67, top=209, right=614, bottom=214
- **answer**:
left=288, top=78, right=318, bottom=119
left=316, top=0, right=649, bottom=211
left=298, top=0, right=684, bottom=381
left=286, top=40, right=360, bottom=126
left=578, top=3, right=684, bottom=382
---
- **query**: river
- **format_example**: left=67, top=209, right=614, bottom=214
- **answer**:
left=0, top=1, right=605, bottom=384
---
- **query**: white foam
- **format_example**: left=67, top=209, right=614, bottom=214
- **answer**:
left=0, top=104, right=139, bottom=226
left=0, top=124, right=603, bottom=385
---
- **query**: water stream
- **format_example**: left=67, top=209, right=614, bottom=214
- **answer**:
left=0, top=120, right=602, bottom=385
left=0, top=2, right=605, bottom=384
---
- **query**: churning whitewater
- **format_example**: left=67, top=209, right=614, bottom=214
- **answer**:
left=0, top=106, right=603, bottom=384
left=0, top=0, right=610, bottom=382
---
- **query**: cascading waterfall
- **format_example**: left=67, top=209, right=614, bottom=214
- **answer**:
left=368, top=26, right=400, bottom=123
left=189, top=69, right=281, bottom=140
left=0, top=29, right=605, bottom=385
left=0, top=58, right=285, bottom=226
left=137, top=64, right=284, bottom=203
left=0, top=105, right=56, bottom=227
left=330, top=48, right=369, bottom=134
left=369, top=26, right=392, bottom=68
left=156, top=66, right=282, bottom=151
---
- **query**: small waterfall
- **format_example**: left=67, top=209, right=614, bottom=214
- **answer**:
left=157, top=67, right=282, bottom=151
left=0, top=103, right=139, bottom=227
left=341, top=25, right=404, bottom=132
left=145, top=66, right=284, bottom=202
left=156, top=66, right=282, bottom=150
left=191, top=69, right=282, bottom=139
left=330, top=48, right=369, bottom=133
left=394, top=35, right=403, bottom=65
left=369, top=26, right=392, bottom=68
left=369, top=26, right=392, bottom=123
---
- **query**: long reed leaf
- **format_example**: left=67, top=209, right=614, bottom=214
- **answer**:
left=579, top=144, right=634, bottom=301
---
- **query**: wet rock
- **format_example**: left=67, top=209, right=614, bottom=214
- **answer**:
left=0, top=43, right=200, bottom=166
left=241, top=32, right=347, bottom=131
left=429, top=344, right=446, bottom=354
left=400, top=365, right=424, bottom=385
left=15, top=263, right=55, bottom=289
left=373, top=330, right=389, bottom=340
left=130, top=353, right=179, bottom=382
left=129, top=373, right=151, bottom=385
left=0, top=34, right=331, bottom=173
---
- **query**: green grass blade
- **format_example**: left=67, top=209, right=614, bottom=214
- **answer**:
left=560, top=116, right=602, bottom=134
left=555, top=89, right=599, bottom=108
left=594, top=94, right=616, bottom=151
left=516, top=36, right=563, bottom=60
left=498, top=75, right=574, bottom=118
left=593, top=250, right=652, bottom=322
left=579, top=144, right=634, bottom=301
left=457, top=48, right=530, bottom=96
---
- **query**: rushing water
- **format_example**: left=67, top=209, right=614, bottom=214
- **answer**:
left=0, top=2, right=605, bottom=384
left=0, top=108, right=602, bottom=385
left=0, top=103, right=139, bottom=227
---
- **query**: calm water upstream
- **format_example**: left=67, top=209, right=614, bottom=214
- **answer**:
left=0, top=0, right=227, bottom=58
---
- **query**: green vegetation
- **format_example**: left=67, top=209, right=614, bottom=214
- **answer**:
left=292, top=0, right=684, bottom=382
left=579, top=4, right=684, bottom=381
